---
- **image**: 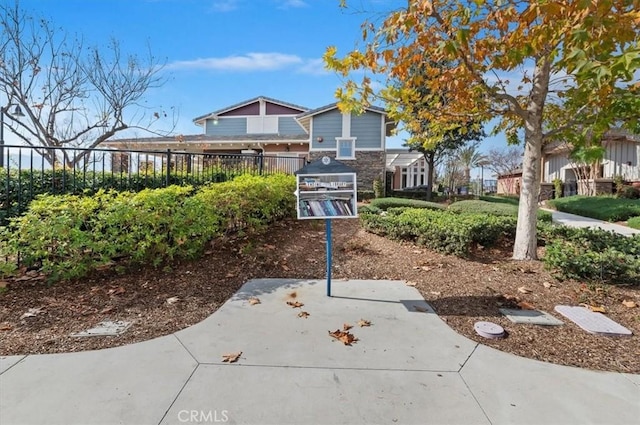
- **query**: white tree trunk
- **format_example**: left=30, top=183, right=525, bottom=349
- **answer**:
left=513, top=56, right=550, bottom=261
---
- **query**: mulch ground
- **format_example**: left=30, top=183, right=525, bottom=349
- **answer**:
left=1, top=218, right=639, bottom=373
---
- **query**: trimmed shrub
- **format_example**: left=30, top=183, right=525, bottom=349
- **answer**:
left=617, top=185, right=640, bottom=200
left=448, top=200, right=552, bottom=222
left=369, top=197, right=445, bottom=211
left=357, top=190, right=375, bottom=201
left=360, top=207, right=516, bottom=256
left=0, top=174, right=296, bottom=282
left=628, top=216, right=640, bottom=230
left=548, top=195, right=640, bottom=222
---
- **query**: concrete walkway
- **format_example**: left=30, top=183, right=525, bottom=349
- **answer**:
left=543, top=208, right=640, bottom=236
left=1, top=279, right=638, bottom=425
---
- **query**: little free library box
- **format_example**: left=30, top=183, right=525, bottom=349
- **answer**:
left=294, top=157, right=357, bottom=220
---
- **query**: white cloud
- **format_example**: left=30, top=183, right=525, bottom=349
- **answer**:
left=168, top=52, right=304, bottom=72
left=278, top=0, right=308, bottom=8
left=296, top=58, right=330, bottom=75
left=211, top=0, right=240, bottom=12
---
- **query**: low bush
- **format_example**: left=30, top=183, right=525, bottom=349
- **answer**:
left=448, top=200, right=552, bottom=222
left=369, top=197, right=445, bottom=211
left=0, top=174, right=295, bottom=282
left=617, top=185, right=640, bottom=200
left=628, top=216, right=640, bottom=230
left=548, top=195, right=640, bottom=222
left=360, top=207, right=516, bottom=256
left=539, top=225, right=640, bottom=284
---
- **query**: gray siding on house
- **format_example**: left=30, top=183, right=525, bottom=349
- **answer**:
left=205, top=117, right=248, bottom=136
left=351, top=112, right=382, bottom=149
left=311, top=109, right=342, bottom=149
left=605, top=141, right=640, bottom=180
left=278, top=117, right=306, bottom=135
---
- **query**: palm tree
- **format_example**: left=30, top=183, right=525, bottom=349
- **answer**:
left=456, top=143, right=488, bottom=185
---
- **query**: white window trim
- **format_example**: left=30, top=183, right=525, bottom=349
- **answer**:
left=336, top=137, right=356, bottom=160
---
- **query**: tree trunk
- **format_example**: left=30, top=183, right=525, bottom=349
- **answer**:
left=513, top=55, right=550, bottom=261
left=425, top=152, right=435, bottom=201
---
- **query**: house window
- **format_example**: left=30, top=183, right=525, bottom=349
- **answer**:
left=336, top=137, right=356, bottom=160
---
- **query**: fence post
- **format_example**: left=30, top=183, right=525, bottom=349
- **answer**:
left=165, top=149, right=172, bottom=187
left=258, top=153, right=264, bottom=175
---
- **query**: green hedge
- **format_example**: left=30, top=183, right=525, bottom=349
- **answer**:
left=548, top=195, right=640, bottom=222
left=369, top=197, right=445, bottom=211
left=539, top=226, right=640, bottom=284
left=448, top=200, right=552, bottom=222
left=360, top=207, right=516, bottom=256
left=628, top=216, right=640, bottom=229
left=0, top=167, right=245, bottom=223
left=0, top=174, right=295, bottom=282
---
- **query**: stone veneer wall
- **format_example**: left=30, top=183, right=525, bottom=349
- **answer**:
left=308, top=151, right=385, bottom=193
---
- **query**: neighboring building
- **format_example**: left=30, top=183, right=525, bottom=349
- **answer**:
left=541, top=129, right=640, bottom=190
left=104, top=96, right=394, bottom=190
left=496, top=169, right=522, bottom=195
left=385, top=149, right=429, bottom=190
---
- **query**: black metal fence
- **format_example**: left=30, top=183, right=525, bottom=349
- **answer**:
left=1, top=144, right=306, bottom=222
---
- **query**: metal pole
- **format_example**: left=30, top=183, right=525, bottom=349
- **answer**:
left=326, top=218, right=332, bottom=297
left=0, top=107, right=5, bottom=168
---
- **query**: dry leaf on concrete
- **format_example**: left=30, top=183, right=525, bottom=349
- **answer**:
left=221, top=352, right=242, bottom=363
left=298, top=311, right=310, bottom=318
left=405, top=281, right=417, bottom=287
left=328, top=329, right=358, bottom=346
left=248, top=297, right=261, bottom=305
left=357, top=319, right=371, bottom=327
left=286, top=301, right=304, bottom=308
left=581, top=303, right=606, bottom=313
left=343, top=323, right=353, bottom=331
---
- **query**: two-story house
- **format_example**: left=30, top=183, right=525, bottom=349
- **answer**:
left=104, top=95, right=394, bottom=191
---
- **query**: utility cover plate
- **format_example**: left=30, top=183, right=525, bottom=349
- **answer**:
left=554, top=306, right=632, bottom=336
left=71, top=320, right=132, bottom=338
left=474, top=321, right=505, bottom=339
left=499, top=308, right=564, bottom=326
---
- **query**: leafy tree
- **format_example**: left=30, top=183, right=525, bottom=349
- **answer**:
left=325, top=0, right=639, bottom=260
left=455, top=142, right=487, bottom=184
left=0, top=1, right=172, bottom=168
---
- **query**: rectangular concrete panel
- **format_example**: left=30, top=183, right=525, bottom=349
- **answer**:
left=0, top=336, right=197, bottom=425
left=499, top=308, right=564, bottom=326
left=160, top=365, right=491, bottom=425
left=175, top=279, right=478, bottom=372
left=0, top=355, right=25, bottom=375
left=555, top=305, right=632, bottom=336
left=460, top=345, right=640, bottom=425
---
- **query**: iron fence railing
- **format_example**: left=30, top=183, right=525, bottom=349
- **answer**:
left=1, top=144, right=306, bottom=222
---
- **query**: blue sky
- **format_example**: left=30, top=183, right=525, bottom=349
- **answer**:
left=15, top=0, right=507, bottom=159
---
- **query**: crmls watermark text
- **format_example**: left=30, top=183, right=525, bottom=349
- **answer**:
left=177, top=410, right=229, bottom=423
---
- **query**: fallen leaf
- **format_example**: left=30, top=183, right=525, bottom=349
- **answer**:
left=328, top=329, right=358, bottom=345
left=281, top=264, right=291, bottom=271
left=517, top=301, right=536, bottom=310
left=412, top=266, right=421, bottom=270
left=298, top=311, right=310, bottom=318
left=543, top=281, right=554, bottom=289
left=357, top=319, right=371, bottom=327
left=107, top=286, right=126, bottom=296
left=492, top=266, right=500, bottom=272
left=166, top=296, right=180, bottom=305
left=286, top=301, right=304, bottom=308
left=221, top=352, right=242, bottom=363
left=0, top=323, right=12, bottom=331
left=420, top=266, right=432, bottom=271
left=430, top=291, right=442, bottom=296
left=622, top=300, right=637, bottom=308
left=343, top=323, right=353, bottom=331
left=288, top=291, right=297, bottom=299
left=413, top=305, right=428, bottom=313
left=100, top=306, right=115, bottom=314
left=248, top=297, right=261, bottom=305
left=517, top=286, right=533, bottom=294
left=581, top=303, right=606, bottom=313
left=412, top=250, right=422, bottom=254
left=405, top=281, right=417, bottom=287
left=20, top=307, right=45, bottom=319
left=225, top=273, right=235, bottom=278
left=264, top=244, right=276, bottom=250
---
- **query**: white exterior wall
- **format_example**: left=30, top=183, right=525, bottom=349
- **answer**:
left=604, top=141, right=639, bottom=180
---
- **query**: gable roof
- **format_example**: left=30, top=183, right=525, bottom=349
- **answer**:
left=295, top=102, right=396, bottom=135
left=193, top=96, right=308, bottom=124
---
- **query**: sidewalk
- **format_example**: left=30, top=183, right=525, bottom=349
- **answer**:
left=543, top=208, right=640, bottom=236
left=1, top=279, right=638, bottom=425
